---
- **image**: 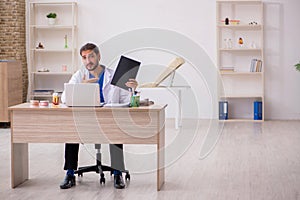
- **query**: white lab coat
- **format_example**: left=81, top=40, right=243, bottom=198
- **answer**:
left=61, top=66, right=131, bottom=104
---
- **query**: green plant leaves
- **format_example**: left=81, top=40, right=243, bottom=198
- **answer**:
left=46, top=13, right=57, bottom=18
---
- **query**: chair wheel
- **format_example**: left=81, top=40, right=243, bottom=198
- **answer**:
left=100, top=173, right=105, bottom=184
left=125, top=173, right=130, bottom=181
left=100, top=177, right=105, bottom=184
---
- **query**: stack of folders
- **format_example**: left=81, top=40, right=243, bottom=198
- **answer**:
left=254, top=101, right=262, bottom=120
left=219, top=101, right=228, bottom=120
left=250, top=59, right=263, bottom=72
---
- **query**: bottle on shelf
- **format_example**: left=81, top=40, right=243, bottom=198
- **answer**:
left=223, top=38, right=228, bottom=49
left=225, top=17, right=229, bottom=25
left=227, top=38, right=233, bottom=49
left=250, top=41, right=256, bottom=49
left=64, top=35, right=68, bottom=49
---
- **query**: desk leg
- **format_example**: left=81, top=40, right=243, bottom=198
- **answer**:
left=11, top=143, right=28, bottom=188
left=157, top=125, right=165, bottom=191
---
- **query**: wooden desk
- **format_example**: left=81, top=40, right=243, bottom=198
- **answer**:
left=9, top=103, right=166, bottom=191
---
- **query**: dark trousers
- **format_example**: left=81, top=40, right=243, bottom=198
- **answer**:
left=63, top=143, right=125, bottom=171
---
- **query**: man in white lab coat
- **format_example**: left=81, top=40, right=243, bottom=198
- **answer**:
left=60, top=43, right=137, bottom=190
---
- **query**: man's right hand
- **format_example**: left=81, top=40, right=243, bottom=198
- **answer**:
left=82, top=74, right=99, bottom=83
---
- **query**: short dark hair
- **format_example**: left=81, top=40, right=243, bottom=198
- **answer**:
left=80, top=43, right=100, bottom=56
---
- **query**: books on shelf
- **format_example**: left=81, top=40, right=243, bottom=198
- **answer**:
left=250, top=59, right=262, bottom=72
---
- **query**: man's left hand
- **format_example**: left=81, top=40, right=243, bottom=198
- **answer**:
left=125, top=79, right=138, bottom=91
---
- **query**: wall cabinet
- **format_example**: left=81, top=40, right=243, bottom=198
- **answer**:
left=0, top=61, right=23, bottom=123
left=216, top=0, right=264, bottom=121
left=27, top=1, right=78, bottom=100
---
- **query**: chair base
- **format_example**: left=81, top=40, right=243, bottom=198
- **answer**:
left=74, top=144, right=130, bottom=185
left=75, top=164, right=113, bottom=175
left=75, top=164, right=130, bottom=185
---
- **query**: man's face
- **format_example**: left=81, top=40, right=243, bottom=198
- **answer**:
left=81, top=50, right=100, bottom=71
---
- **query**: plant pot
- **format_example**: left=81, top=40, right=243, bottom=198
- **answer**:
left=48, top=18, right=56, bottom=25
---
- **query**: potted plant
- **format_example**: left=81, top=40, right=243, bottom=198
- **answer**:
left=46, top=12, right=57, bottom=25
left=294, top=62, right=300, bottom=72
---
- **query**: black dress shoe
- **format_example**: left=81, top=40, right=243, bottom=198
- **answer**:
left=60, top=174, right=76, bottom=189
left=114, top=174, right=125, bottom=189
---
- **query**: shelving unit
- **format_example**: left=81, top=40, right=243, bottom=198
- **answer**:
left=216, top=0, right=264, bottom=121
left=27, top=1, right=78, bottom=101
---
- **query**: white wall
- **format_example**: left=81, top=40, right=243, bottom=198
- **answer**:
left=263, top=0, right=300, bottom=119
left=77, top=0, right=217, bottom=119
left=73, top=0, right=300, bottom=119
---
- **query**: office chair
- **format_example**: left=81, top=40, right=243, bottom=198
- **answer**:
left=74, top=144, right=130, bottom=185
